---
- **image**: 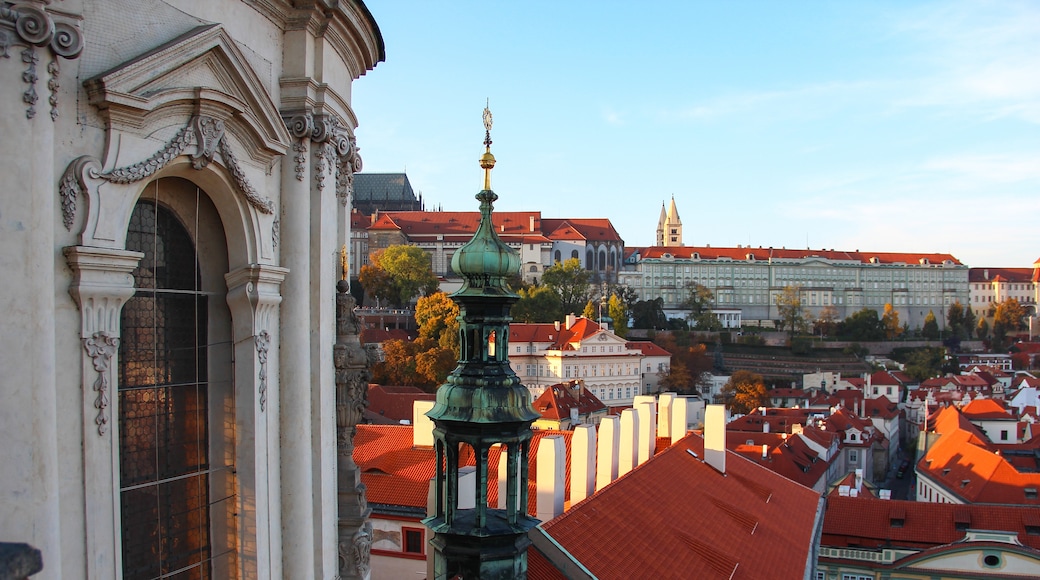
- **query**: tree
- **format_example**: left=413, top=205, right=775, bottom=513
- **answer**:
left=840, top=309, right=884, bottom=341
left=976, top=317, right=989, bottom=341
left=363, top=245, right=438, bottom=307
left=680, top=282, right=722, bottom=330
left=658, top=361, right=696, bottom=394
left=582, top=299, right=597, bottom=320
left=881, top=303, right=902, bottom=340
left=993, top=298, right=1026, bottom=346
left=415, top=292, right=460, bottom=353
left=947, top=301, right=966, bottom=339
left=922, top=311, right=939, bottom=340
left=775, top=286, right=810, bottom=337
left=631, top=298, right=667, bottom=330
left=816, top=305, right=840, bottom=337
left=652, top=335, right=713, bottom=394
left=511, top=284, right=563, bottom=323
left=962, top=307, right=977, bottom=341
left=608, top=294, right=630, bottom=338
left=722, top=370, right=769, bottom=415
left=541, top=258, right=591, bottom=315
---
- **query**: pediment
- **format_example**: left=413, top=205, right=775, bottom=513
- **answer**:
left=85, top=24, right=290, bottom=161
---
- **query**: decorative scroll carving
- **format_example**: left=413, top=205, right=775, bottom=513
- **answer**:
left=83, top=332, right=119, bottom=436
left=59, top=115, right=276, bottom=230
left=271, top=217, right=280, bottom=248
left=352, top=524, right=372, bottom=578
left=283, top=112, right=362, bottom=204
left=1, top=3, right=83, bottom=119
left=46, top=57, right=57, bottom=120
left=255, top=330, right=270, bottom=412
left=21, top=47, right=36, bottom=118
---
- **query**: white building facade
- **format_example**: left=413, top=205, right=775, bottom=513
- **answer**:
left=0, top=2, right=382, bottom=578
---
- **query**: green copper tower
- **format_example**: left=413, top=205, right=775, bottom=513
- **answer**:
left=423, top=105, right=540, bottom=579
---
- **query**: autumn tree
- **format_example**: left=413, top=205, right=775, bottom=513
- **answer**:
left=681, top=282, right=722, bottom=330
left=976, top=317, right=990, bottom=341
left=816, top=304, right=840, bottom=337
left=608, top=294, right=630, bottom=338
left=922, top=310, right=939, bottom=340
left=541, top=258, right=591, bottom=315
left=775, top=286, right=810, bottom=337
left=415, top=292, right=460, bottom=354
left=722, top=370, right=769, bottom=415
left=653, top=335, right=712, bottom=394
left=582, top=299, right=598, bottom=320
left=361, top=245, right=438, bottom=307
left=511, top=284, right=563, bottom=323
left=992, top=298, right=1026, bottom=347
left=881, top=303, right=902, bottom=340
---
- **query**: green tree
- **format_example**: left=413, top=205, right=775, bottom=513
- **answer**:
left=881, top=303, right=902, bottom=340
left=681, top=282, right=722, bottom=330
left=947, top=301, right=966, bottom=338
left=922, top=310, right=939, bottom=340
left=901, top=347, right=945, bottom=381
left=722, top=370, right=769, bottom=415
left=962, top=307, right=977, bottom=340
left=631, top=298, right=667, bottom=329
left=511, top=284, right=563, bottom=323
left=415, top=292, right=460, bottom=354
left=542, top=258, right=591, bottom=315
left=608, top=294, right=630, bottom=338
left=840, top=309, right=884, bottom=341
left=775, top=286, right=810, bottom=337
left=376, top=245, right=439, bottom=306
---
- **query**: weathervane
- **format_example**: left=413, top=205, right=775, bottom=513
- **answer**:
left=480, top=99, right=496, bottom=190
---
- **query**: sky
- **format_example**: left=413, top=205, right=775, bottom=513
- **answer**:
left=351, top=0, right=1040, bottom=269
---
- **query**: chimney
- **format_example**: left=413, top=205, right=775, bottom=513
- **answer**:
left=855, top=468, right=863, bottom=492
left=596, top=416, right=620, bottom=491
left=536, top=436, right=566, bottom=521
left=704, top=404, right=727, bottom=475
left=763, top=421, right=770, bottom=434
left=496, top=450, right=509, bottom=510
left=554, top=320, right=561, bottom=331
left=565, top=314, right=576, bottom=330
left=618, top=408, right=640, bottom=476
left=761, top=444, right=768, bottom=460
left=670, top=396, right=690, bottom=443
left=571, top=425, right=596, bottom=505
left=657, top=393, right=676, bottom=438
left=634, top=395, right=657, bottom=465
left=457, top=466, right=476, bottom=509
left=530, top=215, right=536, bottom=232
left=413, top=400, right=436, bottom=447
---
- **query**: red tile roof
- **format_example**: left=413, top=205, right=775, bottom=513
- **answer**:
left=632, top=246, right=963, bottom=266
left=728, top=431, right=831, bottom=489
left=541, top=218, right=623, bottom=243
left=918, top=406, right=1040, bottom=505
left=968, top=267, right=1036, bottom=283
left=367, top=384, right=435, bottom=423
left=532, top=381, right=606, bottom=421
left=537, top=433, right=822, bottom=579
left=823, top=495, right=1040, bottom=551
left=961, top=398, right=1015, bottom=421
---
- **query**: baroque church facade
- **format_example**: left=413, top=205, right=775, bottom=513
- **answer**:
left=0, top=1, right=382, bottom=578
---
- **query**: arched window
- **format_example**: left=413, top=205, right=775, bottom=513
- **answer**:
left=119, top=183, right=234, bottom=579
left=554, top=250, right=561, bottom=263
left=571, top=250, right=579, bottom=260
left=598, top=250, right=607, bottom=271
left=586, top=250, right=593, bottom=270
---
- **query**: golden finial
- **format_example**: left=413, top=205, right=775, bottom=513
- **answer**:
left=480, top=99, right=496, bottom=190
left=340, top=244, right=349, bottom=281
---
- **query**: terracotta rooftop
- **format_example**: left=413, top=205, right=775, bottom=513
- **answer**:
left=918, top=406, right=1040, bottom=505
left=536, top=433, right=822, bottom=579
left=533, top=381, right=606, bottom=421
left=968, top=267, right=1036, bottom=283
left=366, top=384, right=435, bottom=423
left=631, top=246, right=963, bottom=266
left=823, top=495, right=1040, bottom=551
left=961, top=398, right=1015, bottom=421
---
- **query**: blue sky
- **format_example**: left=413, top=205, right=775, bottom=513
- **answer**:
left=352, top=0, right=1040, bottom=268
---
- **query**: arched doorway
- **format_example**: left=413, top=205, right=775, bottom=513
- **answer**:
left=118, top=178, right=235, bottom=579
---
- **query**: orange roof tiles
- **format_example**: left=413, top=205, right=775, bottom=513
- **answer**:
left=969, top=267, right=1036, bottom=283
left=537, top=433, right=822, bottom=579
left=823, top=495, right=1040, bottom=551
left=961, top=398, right=1015, bottom=421
left=532, top=382, right=606, bottom=421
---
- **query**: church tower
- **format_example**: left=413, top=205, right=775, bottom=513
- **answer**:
left=662, top=195, right=683, bottom=246
left=423, top=106, right=540, bottom=579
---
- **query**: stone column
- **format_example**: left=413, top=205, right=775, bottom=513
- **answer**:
left=65, top=246, right=142, bottom=580
left=225, top=264, right=288, bottom=580
left=334, top=282, right=373, bottom=580
left=278, top=114, right=316, bottom=580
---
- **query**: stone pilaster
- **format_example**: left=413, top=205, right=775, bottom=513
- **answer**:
left=225, top=264, right=288, bottom=580
left=64, top=246, right=143, bottom=580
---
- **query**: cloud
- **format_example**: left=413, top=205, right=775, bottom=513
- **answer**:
left=601, top=106, right=625, bottom=126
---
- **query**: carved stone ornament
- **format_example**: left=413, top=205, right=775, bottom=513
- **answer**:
left=283, top=112, right=362, bottom=204
left=83, top=331, right=119, bottom=436
left=338, top=523, right=372, bottom=579
left=1, top=2, right=84, bottom=119
left=255, top=330, right=270, bottom=412
left=59, top=114, right=276, bottom=231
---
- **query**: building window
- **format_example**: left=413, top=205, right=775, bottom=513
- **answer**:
left=1001, top=430, right=1009, bottom=441
left=119, top=196, right=233, bottom=579
left=403, top=527, right=425, bottom=554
